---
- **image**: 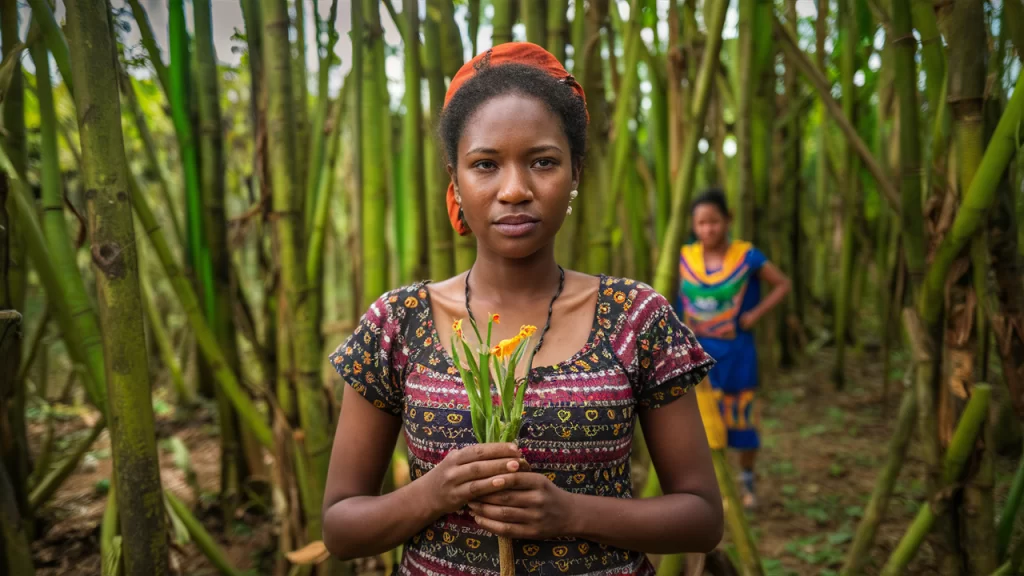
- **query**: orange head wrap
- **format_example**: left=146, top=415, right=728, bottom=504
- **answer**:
left=442, top=42, right=588, bottom=236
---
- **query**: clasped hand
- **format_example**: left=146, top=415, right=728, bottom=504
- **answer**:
left=423, top=442, right=574, bottom=540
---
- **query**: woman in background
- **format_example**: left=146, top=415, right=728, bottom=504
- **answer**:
left=676, top=188, right=792, bottom=510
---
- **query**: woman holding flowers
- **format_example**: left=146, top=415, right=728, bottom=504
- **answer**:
left=322, top=42, right=722, bottom=575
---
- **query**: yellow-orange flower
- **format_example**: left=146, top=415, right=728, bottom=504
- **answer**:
left=491, top=336, right=520, bottom=359
left=490, top=325, right=538, bottom=360
left=452, top=319, right=463, bottom=338
left=491, top=314, right=500, bottom=324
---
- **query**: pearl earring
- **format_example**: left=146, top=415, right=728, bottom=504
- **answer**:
left=567, top=189, right=578, bottom=215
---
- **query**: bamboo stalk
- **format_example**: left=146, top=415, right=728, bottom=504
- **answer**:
left=773, top=18, right=901, bottom=214
left=492, top=0, right=515, bottom=45
left=116, top=59, right=185, bottom=250
left=713, top=450, right=764, bottom=576
left=522, top=0, right=547, bottom=45
left=398, top=0, right=425, bottom=284
left=546, top=0, right=568, bottom=62
left=125, top=0, right=170, bottom=97
left=841, top=382, right=917, bottom=576
left=305, top=0, right=341, bottom=232
left=100, top=485, right=120, bottom=576
left=996, top=449, right=1024, bottom=560
left=165, top=491, right=242, bottom=576
left=424, top=0, right=455, bottom=279
left=127, top=171, right=273, bottom=449
left=880, top=384, right=993, bottom=576
left=307, top=79, right=350, bottom=284
left=361, top=0, right=390, bottom=303
left=1, top=143, right=107, bottom=413
left=652, top=0, right=729, bottom=296
left=141, top=277, right=191, bottom=406
left=25, top=0, right=72, bottom=95
left=919, top=69, right=1024, bottom=326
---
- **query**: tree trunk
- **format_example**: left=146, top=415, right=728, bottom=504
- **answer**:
left=65, top=1, right=169, bottom=573
left=0, top=457, right=34, bottom=576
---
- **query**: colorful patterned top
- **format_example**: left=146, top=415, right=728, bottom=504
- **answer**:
left=676, top=240, right=767, bottom=341
left=330, top=276, right=715, bottom=575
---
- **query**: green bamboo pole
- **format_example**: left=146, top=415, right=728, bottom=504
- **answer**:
left=997, top=451, right=1024, bottom=560
left=305, top=0, right=341, bottom=232
left=125, top=0, right=171, bottom=97
left=841, top=385, right=918, bottom=575
left=127, top=171, right=273, bottom=448
left=169, top=0, right=216, bottom=359
left=492, top=0, right=515, bottom=44
left=424, top=0, right=455, bottom=280
left=100, top=486, right=119, bottom=576
left=590, top=0, right=643, bottom=273
left=29, top=416, right=106, bottom=510
left=1, top=0, right=28, bottom=378
left=263, top=0, right=332, bottom=546
left=1, top=459, right=34, bottom=576
left=833, top=0, right=860, bottom=389
left=652, top=0, right=730, bottom=296
left=164, top=491, right=242, bottom=576
left=1, top=157, right=106, bottom=410
left=880, top=385, right=993, bottom=576
left=522, top=0, right=548, bottom=45
left=194, top=0, right=250, bottom=521
left=116, top=60, right=185, bottom=250
left=65, top=3, right=168, bottom=572
left=546, top=0, right=568, bottom=62
left=918, top=58, right=1024, bottom=327
left=361, top=0, right=390, bottom=304
left=307, top=79, right=350, bottom=284
left=141, top=277, right=191, bottom=406
left=910, top=0, right=946, bottom=133
left=644, top=46, right=671, bottom=249
left=948, top=2, right=996, bottom=570
left=773, top=19, right=901, bottom=212
left=293, top=0, right=310, bottom=205
left=31, top=28, right=110, bottom=413
left=574, top=0, right=609, bottom=271
left=736, top=0, right=754, bottom=239
left=439, top=0, right=465, bottom=80
left=712, top=450, right=764, bottom=576
left=398, top=0, right=425, bottom=284
left=25, top=0, right=72, bottom=96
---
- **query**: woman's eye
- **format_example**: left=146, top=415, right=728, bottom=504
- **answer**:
left=473, top=160, right=497, bottom=171
left=534, top=158, right=556, bottom=168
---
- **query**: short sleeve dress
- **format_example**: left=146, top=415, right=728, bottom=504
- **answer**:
left=329, top=276, right=715, bottom=576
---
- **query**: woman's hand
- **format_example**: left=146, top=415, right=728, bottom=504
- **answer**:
left=466, top=472, right=576, bottom=540
left=420, top=443, right=527, bottom=516
left=738, top=311, right=758, bottom=330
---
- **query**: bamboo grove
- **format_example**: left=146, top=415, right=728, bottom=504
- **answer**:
left=0, top=0, right=1022, bottom=575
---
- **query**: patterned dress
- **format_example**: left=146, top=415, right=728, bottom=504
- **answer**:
left=675, top=240, right=767, bottom=450
left=330, top=276, right=715, bottom=576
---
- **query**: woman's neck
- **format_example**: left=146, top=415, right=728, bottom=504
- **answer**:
left=702, top=238, right=730, bottom=256
left=468, top=243, right=562, bottom=305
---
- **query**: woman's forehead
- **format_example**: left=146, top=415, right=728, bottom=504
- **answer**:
left=459, top=94, right=566, bottom=152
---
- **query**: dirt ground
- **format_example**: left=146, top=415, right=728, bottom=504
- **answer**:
left=27, top=343, right=1022, bottom=576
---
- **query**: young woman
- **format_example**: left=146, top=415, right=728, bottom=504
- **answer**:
left=676, top=188, right=792, bottom=509
left=322, top=43, right=723, bottom=575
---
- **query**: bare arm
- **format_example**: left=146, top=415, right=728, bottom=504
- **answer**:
left=322, top=385, right=526, bottom=560
left=741, top=262, right=792, bottom=328
left=469, top=389, right=724, bottom=554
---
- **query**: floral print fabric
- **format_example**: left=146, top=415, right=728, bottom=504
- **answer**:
left=329, top=275, right=715, bottom=575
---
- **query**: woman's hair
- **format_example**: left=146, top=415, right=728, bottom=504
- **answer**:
left=438, top=63, right=588, bottom=172
left=691, top=187, right=731, bottom=218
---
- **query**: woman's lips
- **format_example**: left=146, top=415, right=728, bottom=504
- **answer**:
left=493, top=215, right=539, bottom=237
